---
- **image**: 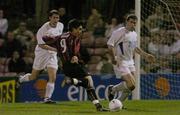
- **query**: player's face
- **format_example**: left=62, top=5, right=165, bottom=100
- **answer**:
left=73, top=26, right=83, bottom=37
left=49, top=14, right=60, bottom=27
left=126, top=19, right=137, bottom=31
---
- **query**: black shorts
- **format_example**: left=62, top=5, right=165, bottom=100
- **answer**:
left=62, top=62, right=90, bottom=78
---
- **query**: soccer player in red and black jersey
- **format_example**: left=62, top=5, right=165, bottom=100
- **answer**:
left=43, top=19, right=109, bottom=112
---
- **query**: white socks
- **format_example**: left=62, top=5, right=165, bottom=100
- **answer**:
left=118, top=89, right=131, bottom=102
left=111, top=81, right=128, bottom=94
left=44, top=82, right=55, bottom=99
left=92, top=100, right=100, bottom=105
left=19, top=73, right=31, bottom=83
left=72, top=78, right=78, bottom=85
left=112, top=81, right=131, bottom=102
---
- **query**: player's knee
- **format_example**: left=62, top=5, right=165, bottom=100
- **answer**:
left=85, top=76, right=94, bottom=87
left=129, top=85, right=135, bottom=91
left=29, top=74, right=37, bottom=80
left=126, top=81, right=135, bottom=91
left=81, top=78, right=91, bottom=89
left=48, top=77, right=56, bottom=83
left=83, top=81, right=89, bottom=88
left=125, top=79, right=135, bottom=91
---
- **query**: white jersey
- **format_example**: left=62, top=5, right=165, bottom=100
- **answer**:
left=35, top=21, right=64, bottom=51
left=33, top=22, right=64, bottom=70
left=107, top=27, right=137, bottom=65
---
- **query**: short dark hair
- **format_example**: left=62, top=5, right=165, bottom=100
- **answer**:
left=126, top=14, right=137, bottom=21
left=49, top=9, right=59, bottom=17
left=68, top=19, right=81, bottom=31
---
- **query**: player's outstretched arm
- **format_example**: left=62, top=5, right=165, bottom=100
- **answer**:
left=135, top=47, right=156, bottom=63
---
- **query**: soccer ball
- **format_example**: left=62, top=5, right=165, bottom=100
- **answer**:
left=109, top=99, right=123, bottom=112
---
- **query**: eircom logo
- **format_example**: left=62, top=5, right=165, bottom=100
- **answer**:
left=0, top=80, right=15, bottom=103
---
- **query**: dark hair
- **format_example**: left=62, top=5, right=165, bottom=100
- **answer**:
left=68, top=19, right=81, bottom=31
left=126, top=14, right=137, bottom=21
left=49, top=9, right=59, bottom=17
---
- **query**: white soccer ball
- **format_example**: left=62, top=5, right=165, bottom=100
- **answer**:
left=109, top=99, right=123, bottom=112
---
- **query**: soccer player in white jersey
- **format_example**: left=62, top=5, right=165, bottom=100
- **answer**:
left=19, top=10, right=64, bottom=103
left=107, top=14, right=155, bottom=104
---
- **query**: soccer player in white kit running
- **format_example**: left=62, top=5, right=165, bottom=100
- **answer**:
left=19, top=10, right=64, bottom=103
left=107, top=14, right=155, bottom=103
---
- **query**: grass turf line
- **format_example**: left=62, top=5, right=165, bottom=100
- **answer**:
left=0, top=100, right=180, bottom=115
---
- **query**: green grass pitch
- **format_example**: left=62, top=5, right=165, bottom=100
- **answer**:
left=1, top=100, right=180, bottom=115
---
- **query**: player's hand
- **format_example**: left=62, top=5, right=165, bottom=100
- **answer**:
left=145, top=54, right=156, bottom=63
left=112, top=56, right=118, bottom=65
left=45, top=32, right=55, bottom=37
left=71, top=56, right=79, bottom=64
left=48, top=50, right=57, bottom=54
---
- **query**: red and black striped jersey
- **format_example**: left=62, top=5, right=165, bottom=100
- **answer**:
left=43, top=32, right=81, bottom=64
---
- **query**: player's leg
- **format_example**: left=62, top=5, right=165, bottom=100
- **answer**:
left=61, top=63, right=88, bottom=86
left=44, top=67, right=57, bottom=103
left=62, top=63, right=108, bottom=111
left=82, top=76, right=109, bottom=111
left=118, top=88, right=131, bottom=102
left=108, top=66, right=135, bottom=101
left=44, top=55, right=58, bottom=103
left=118, top=66, right=136, bottom=102
left=73, top=65, right=103, bottom=110
left=19, top=69, right=40, bottom=83
left=61, top=76, right=108, bottom=111
left=60, top=62, right=81, bottom=86
left=19, top=51, right=45, bottom=83
left=114, top=74, right=135, bottom=100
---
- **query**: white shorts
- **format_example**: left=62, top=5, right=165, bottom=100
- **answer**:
left=33, top=49, right=58, bottom=70
left=113, top=61, right=136, bottom=79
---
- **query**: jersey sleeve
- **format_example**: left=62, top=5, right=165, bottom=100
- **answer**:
left=58, top=22, right=64, bottom=34
left=36, top=25, right=46, bottom=44
left=107, top=28, right=124, bottom=47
